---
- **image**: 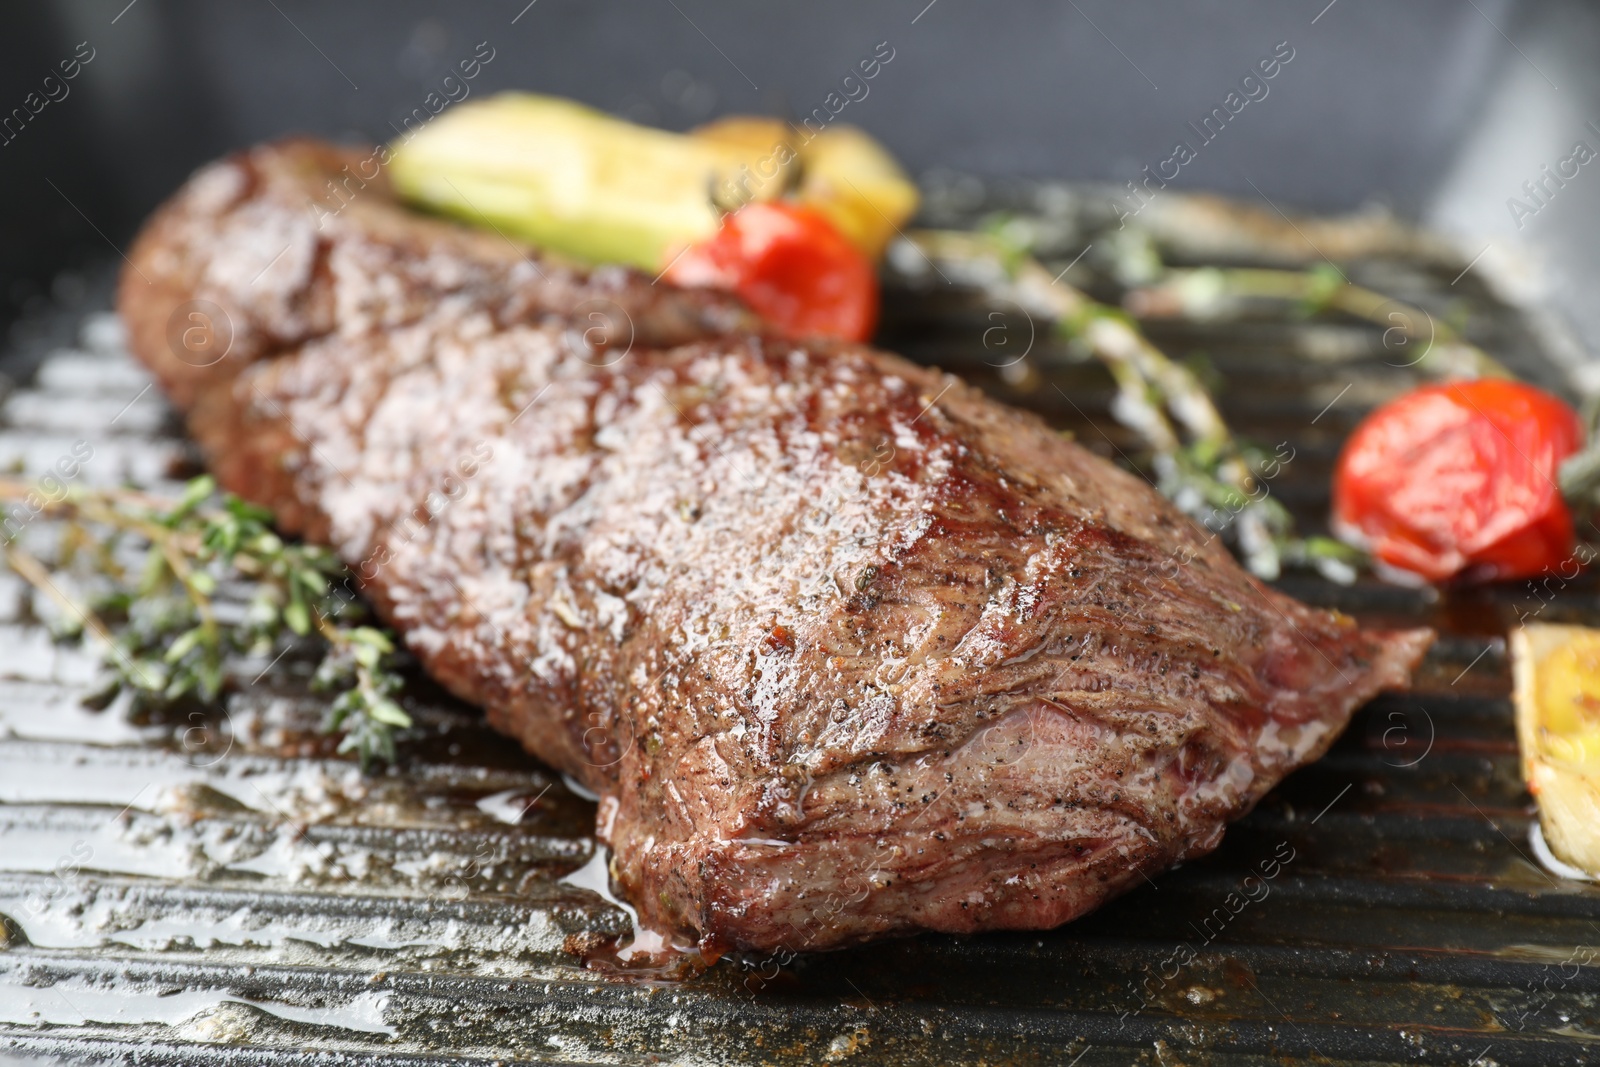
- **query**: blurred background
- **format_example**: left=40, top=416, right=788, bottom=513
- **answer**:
left=4, top=0, right=1600, bottom=356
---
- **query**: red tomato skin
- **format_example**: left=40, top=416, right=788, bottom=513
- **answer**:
left=1332, top=379, right=1583, bottom=583
left=664, top=203, right=878, bottom=343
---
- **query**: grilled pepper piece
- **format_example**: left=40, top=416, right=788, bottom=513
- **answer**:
left=691, top=117, right=919, bottom=260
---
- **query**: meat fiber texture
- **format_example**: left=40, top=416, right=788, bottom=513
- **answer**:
left=119, top=139, right=1432, bottom=954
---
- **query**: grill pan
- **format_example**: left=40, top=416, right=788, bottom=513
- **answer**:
left=0, top=172, right=1598, bottom=1065
left=6, top=1, right=1600, bottom=1062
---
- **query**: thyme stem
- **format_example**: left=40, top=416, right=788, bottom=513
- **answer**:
left=4, top=542, right=112, bottom=643
left=1124, top=266, right=1513, bottom=380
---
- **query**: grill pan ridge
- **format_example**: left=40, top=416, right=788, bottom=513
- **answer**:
left=0, top=181, right=1597, bottom=1066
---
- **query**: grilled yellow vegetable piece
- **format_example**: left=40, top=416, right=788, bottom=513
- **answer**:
left=390, top=94, right=788, bottom=270
left=1511, top=622, right=1600, bottom=877
left=688, top=116, right=795, bottom=174
left=795, top=124, right=920, bottom=260
left=690, top=118, right=920, bottom=259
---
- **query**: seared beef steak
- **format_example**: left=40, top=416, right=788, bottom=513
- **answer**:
left=120, top=140, right=1432, bottom=953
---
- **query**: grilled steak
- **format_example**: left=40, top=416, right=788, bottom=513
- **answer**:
left=119, top=139, right=1432, bottom=954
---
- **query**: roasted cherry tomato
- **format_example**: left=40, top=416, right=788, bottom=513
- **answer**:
left=664, top=202, right=878, bottom=343
left=1332, top=379, right=1584, bottom=583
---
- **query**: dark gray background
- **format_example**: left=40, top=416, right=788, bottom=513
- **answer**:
left=6, top=0, right=1600, bottom=358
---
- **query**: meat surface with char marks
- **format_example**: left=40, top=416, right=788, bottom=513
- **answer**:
left=118, top=139, right=1432, bottom=953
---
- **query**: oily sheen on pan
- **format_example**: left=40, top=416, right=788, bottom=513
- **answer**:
left=119, top=140, right=1432, bottom=953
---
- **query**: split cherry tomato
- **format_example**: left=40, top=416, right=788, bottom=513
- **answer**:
left=1332, top=379, right=1584, bottom=583
left=664, top=202, right=878, bottom=343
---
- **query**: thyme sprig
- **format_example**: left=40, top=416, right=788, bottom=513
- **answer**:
left=901, top=224, right=1363, bottom=582
left=0, top=475, right=411, bottom=768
